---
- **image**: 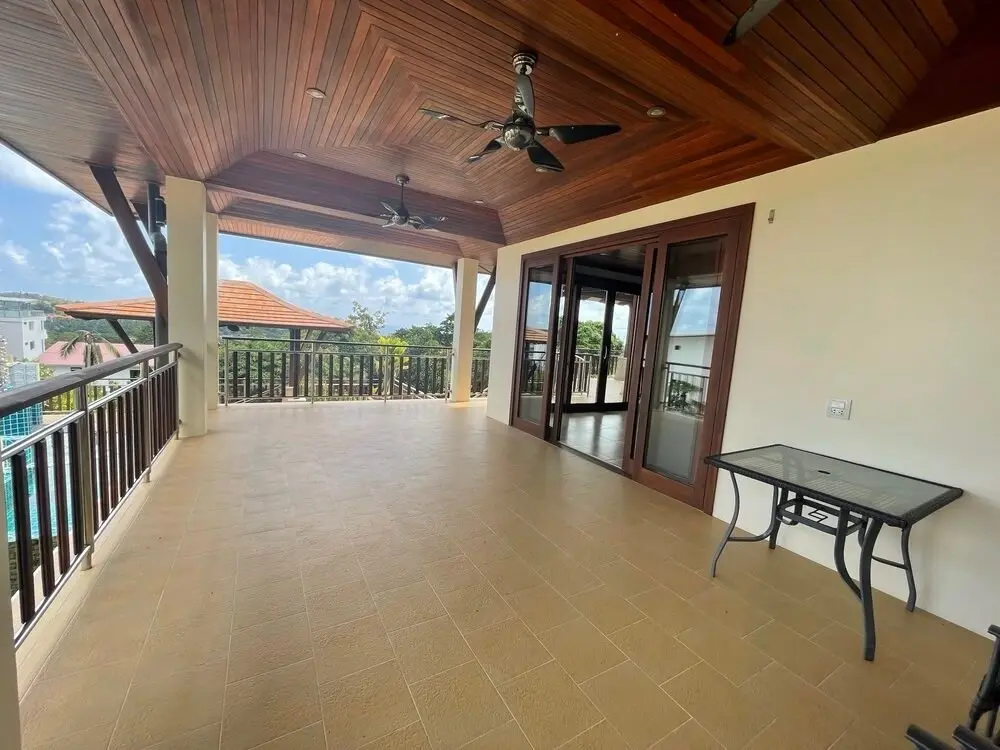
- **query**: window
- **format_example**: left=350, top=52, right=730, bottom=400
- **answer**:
left=27, top=321, right=34, bottom=330
left=28, top=340, right=35, bottom=350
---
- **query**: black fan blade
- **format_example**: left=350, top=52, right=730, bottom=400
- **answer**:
left=467, top=139, right=503, bottom=163
left=418, top=108, right=502, bottom=130
left=514, top=74, right=535, bottom=118
left=380, top=200, right=401, bottom=217
left=527, top=143, right=564, bottom=173
left=537, top=124, right=621, bottom=145
left=724, top=0, right=784, bottom=45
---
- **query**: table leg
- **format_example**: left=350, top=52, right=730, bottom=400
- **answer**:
left=710, top=474, right=780, bottom=577
left=860, top=519, right=884, bottom=661
left=768, top=488, right=787, bottom=549
left=901, top=525, right=917, bottom=612
left=833, top=510, right=861, bottom=600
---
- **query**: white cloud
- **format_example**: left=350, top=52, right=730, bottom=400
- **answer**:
left=0, top=144, right=76, bottom=198
left=219, top=254, right=458, bottom=330
left=1, top=240, right=28, bottom=267
left=359, top=255, right=396, bottom=269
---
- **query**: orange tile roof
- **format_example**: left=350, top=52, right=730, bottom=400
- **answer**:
left=55, top=280, right=352, bottom=333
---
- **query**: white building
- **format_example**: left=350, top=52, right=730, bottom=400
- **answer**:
left=0, top=307, right=46, bottom=362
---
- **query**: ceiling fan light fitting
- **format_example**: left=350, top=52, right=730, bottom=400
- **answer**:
left=473, top=199, right=485, bottom=204
left=305, top=87, right=326, bottom=99
left=646, top=105, right=668, bottom=118
left=291, top=151, right=308, bottom=159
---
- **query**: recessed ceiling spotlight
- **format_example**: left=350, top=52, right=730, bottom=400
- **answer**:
left=646, top=105, right=668, bottom=118
left=473, top=199, right=485, bottom=204
left=535, top=167, right=550, bottom=173
left=305, top=87, right=326, bottom=99
left=292, top=151, right=308, bottom=159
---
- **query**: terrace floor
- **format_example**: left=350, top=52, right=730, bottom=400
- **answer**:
left=16, top=401, right=991, bottom=749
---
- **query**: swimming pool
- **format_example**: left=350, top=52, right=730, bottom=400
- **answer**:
left=2, top=438, right=77, bottom=543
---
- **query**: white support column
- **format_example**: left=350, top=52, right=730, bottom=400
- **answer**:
left=205, top=213, right=219, bottom=411
left=0, top=511, right=21, bottom=749
left=450, top=258, right=478, bottom=402
left=166, top=176, right=208, bottom=438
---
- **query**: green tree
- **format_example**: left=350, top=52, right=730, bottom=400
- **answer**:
left=347, top=302, right=386, bottom=343
left=391, top=323, right=440, bottom=348
left=574, top=321, right=623, bottom=355
left=59, top=330, right=118, bottom=367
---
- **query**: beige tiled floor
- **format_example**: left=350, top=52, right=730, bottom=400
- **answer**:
left=18, top=401, right=992, bottom=749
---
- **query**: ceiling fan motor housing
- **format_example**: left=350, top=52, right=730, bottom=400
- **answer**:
left=502, top=120, right=535, bottom=150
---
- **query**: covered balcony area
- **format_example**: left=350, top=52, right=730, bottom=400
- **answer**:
left=14, top=400, right=990, bottom=750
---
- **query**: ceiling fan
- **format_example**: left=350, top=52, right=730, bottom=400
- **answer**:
left=376, top=174, right=446, bottom=230
left=724, top=0, right=784, bottom=45
left=418, top=50, right=621, bottom=174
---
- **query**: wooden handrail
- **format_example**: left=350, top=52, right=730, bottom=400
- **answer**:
left=0, top=343, right=181, bottom=418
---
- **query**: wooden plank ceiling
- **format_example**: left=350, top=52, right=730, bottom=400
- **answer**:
left=1, top=0, right=997, bottom=271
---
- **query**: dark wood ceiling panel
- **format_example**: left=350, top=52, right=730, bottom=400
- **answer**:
left=225, top=199, right=463, bottom=256
left=2, top=0, right=997, bottom=273
left=208, top=152, right=505, bottom=245
left=219, top=217, right=476, bottom=270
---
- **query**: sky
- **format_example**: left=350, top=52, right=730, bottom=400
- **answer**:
left=0, top=144, right=492, bottom=332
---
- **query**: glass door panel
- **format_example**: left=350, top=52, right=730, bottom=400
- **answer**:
left=641, top=238, right=724, bottom=485
left=602, top=292, right=635, bottom=405
left=515, top=265, right=554, bottom=426
left=569, top=286, right=608, bottom=407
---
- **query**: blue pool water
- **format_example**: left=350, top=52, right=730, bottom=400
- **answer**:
left=2, top=437, right=77, bottom=543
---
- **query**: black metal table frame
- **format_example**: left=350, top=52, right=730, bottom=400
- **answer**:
left=709, top=470, right=917, bottom=661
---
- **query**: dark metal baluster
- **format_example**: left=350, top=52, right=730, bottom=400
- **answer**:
left=281, top=352, right=288, bottom=398
left=88, top=411, right=100, bottom=534
left=256, top=351, right=263, bottom=399
left=11, top=452, right=35, bottom=624
left=33, top=442, right=56, bottom=596
left=389, top=356, right=396, bottom=397
left=304, top=350, right=311, bottom=397
left=131, top=386, right=141, bottom=483
left=52, top=429, right=71, bottom=573
left=109, top=401, right=121, bottom=509
left=68, top=421, right=85, bottom=555
left=244, top=351, right=251, bottom=400
left=358, top=355, right=365, bottom=396
left=97, top=406, right=111, bottom=523
left=269, top=351, right=276, bottom=397
left=117, top=394, right=128, bottom=493
left=349, top=355, right=355, bottom=397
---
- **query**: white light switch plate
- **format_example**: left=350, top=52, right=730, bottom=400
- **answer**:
left=827, top=398, right=852, bottom=420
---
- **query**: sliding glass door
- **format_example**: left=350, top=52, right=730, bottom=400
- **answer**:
left=631, top=216, right=747, bottom=510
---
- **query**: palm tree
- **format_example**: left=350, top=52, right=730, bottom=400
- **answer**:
left=59, top=331, right=117, bottom=368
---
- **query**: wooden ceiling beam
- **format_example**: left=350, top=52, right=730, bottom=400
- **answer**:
left=223, top=198, right=465, bottom=257
left=208, top=152, right=505, bottom=245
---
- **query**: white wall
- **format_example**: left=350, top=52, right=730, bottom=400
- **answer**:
left=486, top=107, right=1000, bottom=635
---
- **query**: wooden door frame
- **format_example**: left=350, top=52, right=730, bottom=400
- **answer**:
left=511, top=204, right=755, bottom=513
left=509, top=257, right=560, bottom=438
left=631, top=208, right=754, bottom=513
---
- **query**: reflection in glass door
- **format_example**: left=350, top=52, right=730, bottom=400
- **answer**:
left=569, top=286, right=608, bottom=407
left=634, top=236, right=725, bottom=505
left=602, top=293, right=636, bottom=406
left=513, top=264, right=555, bottom=433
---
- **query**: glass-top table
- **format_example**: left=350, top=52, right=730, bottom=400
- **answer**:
left=705, top=444, right=963, bottom=661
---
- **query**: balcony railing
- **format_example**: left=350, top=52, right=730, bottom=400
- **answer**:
left=221, top=337, right=491, bottom=403
left=661, top=362, right=710, bottom=416
left=1, top=343, right=180, bottom=645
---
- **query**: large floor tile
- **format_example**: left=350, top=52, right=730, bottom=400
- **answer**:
left=465, top=617, right=553, bottom=684
left=610, top=618, right=701, bottom=685
left=229, top=612, right=314, bottom=683
left=20, top=660, right=136, bottom=746
left=410, top=661, right=511, bottom=748
left=498, top=661, right=602, bottom=750
left=320, top=660, right=418, bottom=750
left=222, top=659, right=322, bottom=750
left=537, top=616, right=626, bottom=683
left=390, top=615, right=475, bottom=684
left=313, top=614, right=395, bottom=685
left=582, top=661, right=688, bottom=748
left=111, top=662, right=227, bottom=749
